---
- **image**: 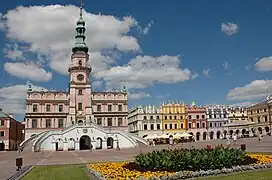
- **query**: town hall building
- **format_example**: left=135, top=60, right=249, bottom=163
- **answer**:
left=21, top=3, right=147, bottom=151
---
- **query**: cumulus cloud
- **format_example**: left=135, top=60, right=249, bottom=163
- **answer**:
left=0, top=5, right=141, bottom=76
left=141, top=21, right=154, bottom=35
left=255, top=56, right=272, bottom=72
left=0, top=84, right=47, bottom=115
left=95, top=55, right=193, bottom=89
left=223, top=61, right=229, bottom=69
left=4, top=62, right=52, bottom=82
left=227, top=80, right=272, bottom=100
left=202, top=68, right=211, bottom=77
left=221, top=22, right=239, bottom=36
left=129, top=92, right=151, bottom=100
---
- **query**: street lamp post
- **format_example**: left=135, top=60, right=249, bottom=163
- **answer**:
left=268, top=102, right=272, bottom=136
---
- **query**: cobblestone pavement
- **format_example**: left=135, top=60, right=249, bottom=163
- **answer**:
left=1, top=136, right=272, bottom=180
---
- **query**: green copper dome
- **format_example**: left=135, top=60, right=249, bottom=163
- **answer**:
left=72, top=6, right=88, bottom=53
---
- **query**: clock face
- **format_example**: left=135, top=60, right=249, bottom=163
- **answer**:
left=77, top=74, right=84, bottom=81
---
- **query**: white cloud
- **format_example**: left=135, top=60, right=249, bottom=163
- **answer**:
left=0, top=5, right=142, bottom=76
left=229, top=101, right=256, bottom=107
left=129, top=92, right=151, bottom=100
left=245, top=65, right=251, bottom=71
left=141, top=21, right=154, bottom=35
left=221, top=22, right=239, bottom=36
left=0, top=84, right=47, bottom=115
left=223, top=61, right=229, bottom=69
left=92, top=80, right=103, bottom=88
left=95, top=55, right=193, bottom=89
left=255, top=56, right=272, bottom=72
left=227, top=80, right=272, bottom=100
left=4, top=62, right=52, bottom=82
left=202, top=68, right=211, bottom=77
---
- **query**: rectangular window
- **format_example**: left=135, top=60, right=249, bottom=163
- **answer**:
left=58, top=119, right=64, bottom=128
left=174, top=124, right=177, bottom=129
left=144, top=124, right=147, bottom=130
left=157, top=124, right=160, bottom=129
left=33, top=104, right=38, bottom=112
left=107, top=118, right=112, bottom=126
left=174, top=116, right=177, bottom=120
left=150, top=124, right=154, bottom=130
left=97, top=105, right=101, bottom=112
left=164, top=116, right=167, bottom=120
left=188, top=115, right=191, bottom=119
left=164, top=124, right=168, bottom=129
left=97, top=118, right=102, bottom=125
left=180, top=116, right=183, bottom=119
left=78, top=103, right=82, bottom=111
left=0, top=120, right=4, bottom=126
left=118, top=118, right=123, bottom=126
left=118, top=105, right=122, bottom=112
left=196, top=123, right=200, bottom=128
left=196, top=115, right=199, bottom=119
left=108, top=105, right=112, bottom=112
left=58, top=105, right=63, bottom=112
left=32, top=119, right=37, bottom=128
left=265, top=116, right=268, bottom=122
left=78, top=89, right=83, bottom=95
left=170, top=116, right=172, bottom=120
left=209, top=123, right=212, bottom=128
left=46, top=119, right=51, bottom=128
left=188, top=123, right=192, bottom=128
left=144, top=116, right=147, bottom=120
left=202, top=122, right=205, bottom=128
left=170, top=124, right=172, bottom=129
left=156, top=116, right=160, bottom=119
left=0, top=131, right=4, bottom=137
left=46, top=104, right=50, bottom=112
left=180, top=124, right=183, bottom=128
left=150, top=116, right=153, bottom=120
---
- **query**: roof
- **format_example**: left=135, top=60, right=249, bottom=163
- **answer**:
left=0, top=109, right=10, bottom=118
left=223, top=120, right=255, bottom=127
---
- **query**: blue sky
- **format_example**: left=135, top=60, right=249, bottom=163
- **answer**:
left=1, top=0, right=272, bottom=121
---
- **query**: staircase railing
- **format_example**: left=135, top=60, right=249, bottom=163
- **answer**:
left=33, top=130, right=52, bottom=152
left=122, top=131, right=148, bottom=145
left=19, top=131, right=47, bottom=150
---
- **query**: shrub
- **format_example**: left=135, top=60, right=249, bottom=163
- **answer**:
left=134, top=147, right=256, bottom=171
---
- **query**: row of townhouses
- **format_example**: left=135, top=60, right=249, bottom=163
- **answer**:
left=128, top=98, right=272, bottom=141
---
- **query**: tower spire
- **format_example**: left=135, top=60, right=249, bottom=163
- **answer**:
left=72, top=0, right=88, bottom=53
left=80, top=0, right=84, bottom=17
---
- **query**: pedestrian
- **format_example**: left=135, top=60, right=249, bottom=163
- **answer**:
left=226, top=134, right=230, bottom=146
left=258, top=133, right=263, bottom=142
left=233, top=134, right=237, bottom=145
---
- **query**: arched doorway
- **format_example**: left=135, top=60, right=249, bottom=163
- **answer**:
left=55, top=138, right=64, bottom=151
left=0, top=142, right=4, bottom=151
left=210, top=131, right=214, bottom=140
left=96, top=137, right=103, bottom=149
left=229, top=130, right=233, bottom=136
left=242, top=129, right=246, bottom=135
left=188, top=132, right=194, bottom=140
left=78, top=120, right=83, bottom=124
left=203, top=132, right=207, bottom=140
left=107, top=137, right=114, bottom=149
left=68, top=138, right=75, bottom=151
left=79, top=135, right=92, bottom=150
left=236, top=129, right=240, bottom=135
left=223, top=130, right=227, bottom=138
left=258, top=127, right=262, bottom=134
left=196, top=132, right=200, bottom=141
left=216, top=131, right=221, bottom=139
left=265, top=126, right=269, bottom=134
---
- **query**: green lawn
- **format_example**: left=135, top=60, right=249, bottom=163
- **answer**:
left=22, top=165, right=90, bottom=180
left=197, top=168, right=272, bottom=180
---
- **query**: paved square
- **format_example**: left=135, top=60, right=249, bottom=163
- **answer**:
left=1, top=136, right=272, bottom=180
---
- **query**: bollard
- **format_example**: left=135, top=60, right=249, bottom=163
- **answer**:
left=241, top=144, right=246, bottom=151
left=16, top=157, right=23, bottom=171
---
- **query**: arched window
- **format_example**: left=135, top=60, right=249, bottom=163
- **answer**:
left=79, top=60, right=82, bottom=66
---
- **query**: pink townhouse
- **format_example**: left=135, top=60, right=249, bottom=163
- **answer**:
left=0, top=108, right=24, bottom=151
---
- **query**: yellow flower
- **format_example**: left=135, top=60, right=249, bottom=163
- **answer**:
left=89, top=162, right=175, bottom=179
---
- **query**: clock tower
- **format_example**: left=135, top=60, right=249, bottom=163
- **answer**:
left=67, top=2, right=94, bottom=126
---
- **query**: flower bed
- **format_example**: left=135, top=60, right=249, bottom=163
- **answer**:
left=88, top=149, right=272, bottom=180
